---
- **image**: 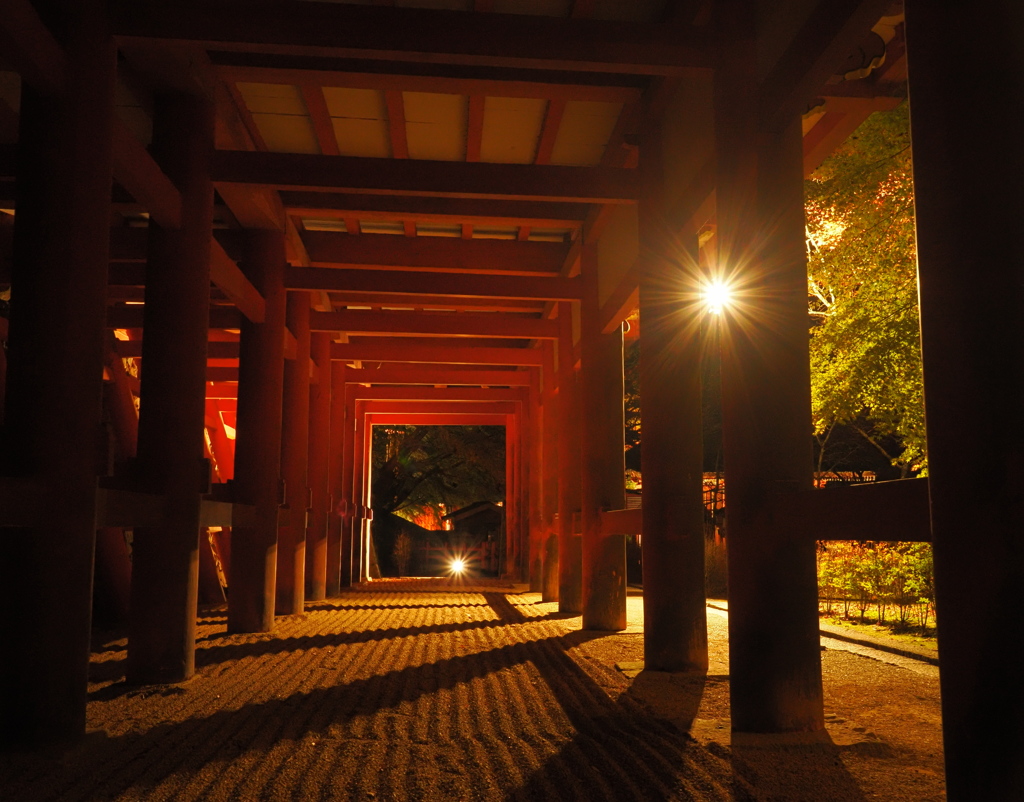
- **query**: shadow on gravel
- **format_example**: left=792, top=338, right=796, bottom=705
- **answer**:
left=730, top=736, right=870, bottom=801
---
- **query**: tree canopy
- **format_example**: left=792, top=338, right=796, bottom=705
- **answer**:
left=371, top=424, right=506, bottom=524
left=805, top=102, right=926, bottom=476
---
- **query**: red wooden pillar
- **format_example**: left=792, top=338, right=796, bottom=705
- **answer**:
left=541, top=345, right=560, bottom=602
left=305, top=331, right=331, bottom=600
left=327, top=364, right=347, bottom=594
left=504, top=416, right=517, bottom=577
left=227, top=231, right=286, bottom=633
left=906, top=5, right=1024, bottom=797
left=638, top=130, right=708, bottom=672
left=127, top=91, right=215, bottom=684
left=714, top=1, right=823, bottom=733
left=0, top=0, right=115, bottom=748
left=357, top=405, right=374, bottom=579
left=276, top=291, right=311, bottom=614
left=518, top=405, right=530, bottom=581
left=527, top=374, right=543, bottom=591
left=580, top=244, right=627, bottom=631
left=557, top=302, right=583, bottom=612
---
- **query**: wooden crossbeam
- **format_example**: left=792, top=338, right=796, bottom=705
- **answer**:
left=111, top=1, right=710, bottom=75
left=786, top=479, right=932, bottom=543
left=108, top=304, right=243, bottom=330
left=310, top=309, right=558, bottom=339
left=351, top=385, right=528, bottom=402
left=330, top=293, right=544, bottom=313
left=343, top=367, right=531, bottom=386
left=0, top=0, right=66, bottom=94
left=211, top=240, right=266, bottom=322
left=300, top=231, right=568, bottom=275
left=286, top=267, right=582, bottom=300
left=600, top=507, right=642, bottom=535
left=361, top=401, right=518, bottom=415
left=117, top=340, right=241, bottom=360
left=758, top=0, right=893, bottom=130
left=212, top=150, right=640, bottom=204
left=282, top=191, right=587, bottom=228
left=332, top=342, right=543, bottom=366
left=368, top=413, right=508, bottom=425
left=212, top=62, right=644, bottom=105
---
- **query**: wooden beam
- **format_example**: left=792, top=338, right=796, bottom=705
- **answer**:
left=758, top=0, right=892, bottom=130
left=311, top=309, right=558, bottom=339
left=787, top=479, right=932, bottom=543
left=332, top=341, right=543, bottom=366
left=283, top=191, right=587, bottom=228
left=301, top=231, right=568, bottom=275
left=362, top=401, right=518, bottom=415
left=600, top=507, right=643, bottom=535
left=301, top=85, right=340, bottom=156
left=534, top=99, right=566, bottom=165
left=330, top=293, right=545, bottom=313
left=466, top=95, right=485, bottom=163
left=212, top=62, right=645, bottom=105
left=211, top=239, right=266, bottom=323
left=212, top=150, right=640, bottom=204
left=286, top=267, right=582, bottom=300
left=368, top=413, right=507, bottom=425
left=108, top=304, right=242, bottom=330
left=111, top=117, right=183, bottom=228
left=113, top=2, right=710, bottom=75
left=0, top=0, right=66, bottom=94
left=344, top=367, right=531, bottom=386
left=117, top=339, right=241, bottom=360
left=351, top=385, right=528, bottom=402
left=384, top=90, right=409, bottom=159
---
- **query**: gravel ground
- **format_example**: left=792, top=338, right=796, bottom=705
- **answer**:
left=0, top=579, right=945, bottom=801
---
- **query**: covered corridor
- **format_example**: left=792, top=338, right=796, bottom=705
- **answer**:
left=0, top=2, right=1022, bottom=799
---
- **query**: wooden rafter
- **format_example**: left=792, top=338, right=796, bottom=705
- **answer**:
left=534, top=99, right=566, bottom=166
left=466, top=95, right=485, bottom=163
left=301, top=85, right=340, bottom=156
left=384, top=90, right=409, bottom=160
left=329, top=293, right=544, bottom=313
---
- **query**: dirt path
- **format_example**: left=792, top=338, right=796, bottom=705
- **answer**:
left=0, top=580, right=945, bottom=801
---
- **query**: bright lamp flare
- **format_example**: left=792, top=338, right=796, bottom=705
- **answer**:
left=450, top=558, right=467, bottom=575
left=703, top=280, right=733, bottom=315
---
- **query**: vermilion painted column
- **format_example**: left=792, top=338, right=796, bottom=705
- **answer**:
left=638, top=129, right=708, bottom=672
left=580, top=244, right=627, bottom=631
left=518, top=404, right=530, bottom=581
left=305, top=331, right=331, bottom=600
left=0, top=0, right=115, bottom=748
left=504, top=417, right=517, bottom=577
left=714, top=1, right=823, bottom=733
left=541, top=346, right=560, bottom=602
left=327, top=363, right=347, bottom=594
left=127, top=92, right=215, bottom=684
left=276, top=292, right=311, bottom=615
left=557, top=303, right=583, bottom=613
left=906, top=5, right=1024, bottom=797
left=528, top=375, right=543, bottom=592
left=358, top=404, right=374, bottom=579
left=228, top=231, right=286, bottom=633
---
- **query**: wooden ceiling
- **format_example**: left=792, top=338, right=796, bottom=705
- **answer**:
left=0, top=0, right=909, bottom=394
